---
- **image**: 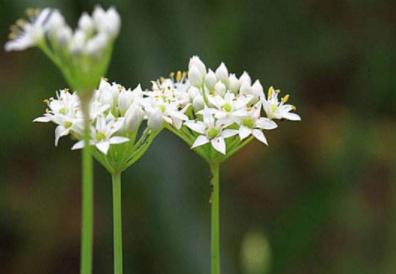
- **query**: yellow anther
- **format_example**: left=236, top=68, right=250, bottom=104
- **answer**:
left=169, top=72, right=175, bottom=78
left=102, top=77, right=108, bottom=82
left=268, top=87, right=274, bottom=99
left=176, top=71, right=182, bottom=82
left=275, top=89, right=280, bottom=93
left=281, top=94, right=289, bottom=103
left=8, top=33, right=16, bottom=40
left=160, top=76, right=166, bottom=82
left=16, top=19, right=26, bottom=27
left=43, top=99, right=50, bottom=104
left=26, top=8, right=35, bottom=16
left=290, top=105, right=296, bottom=110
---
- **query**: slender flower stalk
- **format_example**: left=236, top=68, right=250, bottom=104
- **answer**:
left=151, top=56, right=301, bottom=274
left=6, top=6, right=121, bottom=274
left=112, top=172, right=123, bottom=274
left=210, top=163, right=220, bottom=274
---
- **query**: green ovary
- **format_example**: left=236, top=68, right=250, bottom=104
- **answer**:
left=64, top=121, right=73, bottom=128
left=96, top=132, right=107, bottom=142
left=207, top=128, right=219, bottom=139
left=223, top=103, right=232, bottom=112
left=271, top=104, right=278, bottom=113
left=242, top=117, right=254, bottom=128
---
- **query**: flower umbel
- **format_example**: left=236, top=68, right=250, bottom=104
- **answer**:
left=6, top=6, right=121, bottom=93
left=149, top=56, right=300, bottom=163
left=34, top=79, right=160, bottom=173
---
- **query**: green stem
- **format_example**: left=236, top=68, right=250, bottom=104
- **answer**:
left=81, top=101, right=93, bottom=274
left=112, top=172, right=123, bottom=274
left=210, top=163, right=221, bottom=274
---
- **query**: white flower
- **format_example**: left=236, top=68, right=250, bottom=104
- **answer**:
left=205, top=69, right=217, bottom=90
left=72, top=115, right=129, bottom=154
left=123, top=105, right=144, bottom=132
left=33, top=89, right=84, bottom=145
left=5, top=8, right=52, bottom=51
left=185, top=113, right=238, bottom=154
left=235, top=103, right=278, bottom=145
left=263, top=87, right=301, bottom=121
left=147, top=108, right=164, bottom=131
left=239, top=71, right=252, bottom=86
left=207, top=92, right=252, bottom=124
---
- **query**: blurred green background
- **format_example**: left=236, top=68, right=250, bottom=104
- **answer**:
left=1, top=0, right=396, bottom=274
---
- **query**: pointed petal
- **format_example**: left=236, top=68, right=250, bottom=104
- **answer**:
left=222, top=129, right=239, bottom=139
left=185, top=121, right=206, bottom=134
left=256, top=118, right=278, bottom=130
left=33, top=116, right=51, bottom=123
left=252, top=129, right=268, bottom=145
left=211, top=137, right=226, bottom=154
left=96, top=141, right=110, bottom=154
left=283, top=112, right=301, bottom=121
left=109, top=136, right=130, bottom=145
left=71, top=140, right=85, bottom=150
left=239, top=126, right=252, bottom=140
left=191, top=135, right=210, bottom=149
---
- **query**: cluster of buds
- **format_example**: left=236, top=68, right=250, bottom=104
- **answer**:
left=34, top=79, right=158, bottom=173
left=145, top=56, right=301, bottom=163
left=5, top=6, right=120, bottom=92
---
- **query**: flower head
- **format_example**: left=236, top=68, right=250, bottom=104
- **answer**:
left=150, top=56, right=300, bottom=162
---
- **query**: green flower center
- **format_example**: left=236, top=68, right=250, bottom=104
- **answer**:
left=59, top=108, right=66, bottom=115
left=242, top=117, right=254, bottom=128
left=271, top=104, right=278, bottom=113
left=96, top=132, right=107, bottom=142
left=64, top=121, right=73, bottom=128
left=207, top=128, right=219, bottom=139
left=160, top=105, right=166, bottom=113
left=223, top=103, right=232, bottom=112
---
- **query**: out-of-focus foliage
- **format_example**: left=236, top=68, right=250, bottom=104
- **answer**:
left=1, top=0, right=396, bottom=274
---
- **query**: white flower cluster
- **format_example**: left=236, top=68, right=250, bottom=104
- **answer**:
left=145, top=56, right=301, bottom=155
left=5, top=6, right=120, bottom=55
left=34, top=79, right=146, bottom=155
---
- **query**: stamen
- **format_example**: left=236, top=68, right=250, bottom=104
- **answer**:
left=268, top=87, right=274, bottom=99
left=176, top=71, right=182, bottom=82
left=281, top=94, right=289, bottom=103
left=169, top=72, right=175, bottom=78
left=16, top=19, right=26, bottom=27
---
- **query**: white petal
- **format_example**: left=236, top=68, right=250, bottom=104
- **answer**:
left=256, top=118, right=278, bottom=130
left=211, top=137, right=226, bottom=154
left=222, top=129, right=239, bottom=139
left=283, top=112, right=301, bottom=121
left=33, top=116, right=51, bottom=123
left=71, top=140, right=85, bottom=150
left=191, top=135, right=210, bottom=149
left=109, top=136, right=130, bottom=145
left=239, top=126, right=252, bottom=140
left=54, top=126, right=68, bottom=146
left=252, top=129, right=268, bottom=145
left=185, top=121, right=206, bottom=134
left=96, top=141, right=110, bottom=154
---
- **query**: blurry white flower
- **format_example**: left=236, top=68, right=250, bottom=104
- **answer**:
left=5, top=8, right=51, bottom=51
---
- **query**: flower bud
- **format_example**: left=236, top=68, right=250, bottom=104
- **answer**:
left=147, top=109, right=164, bottom=131
left=229, top=74, right=240, bottom=94
left=46, top=11, right=66, bottom=33
left=123, top=105, right=144, bottom=132
left=78, top=13, right=94, bottom=34
left=214, top=81, right=226, bottom=97
left=189, top=56, right=206, bottom=77
left=239, top=71, right=252, bottom=86
left=251, top=80, right=264, bottom=102
left=100, top=89, right=114, bottom=109
left=188, top=86, right=200, bottom=99
left=205, top=69, right=217, bottom=90
left=215, top=62, right=229, bottom=85
left=85, top=33, right=108, bottom=56
left=193, top=95, right=205, bottom=112
left=118, top=90, right=133, bottom=115
left=240, top=82, right=252, bottom=96
left=189, top=66, right=203, bottom=87
left=55, top=26, right=72, bottom=46
left=105, top=7, right=121, bottom=38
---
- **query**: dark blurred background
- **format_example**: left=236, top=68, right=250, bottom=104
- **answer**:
left=1, top=0, right=396, bottom=274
